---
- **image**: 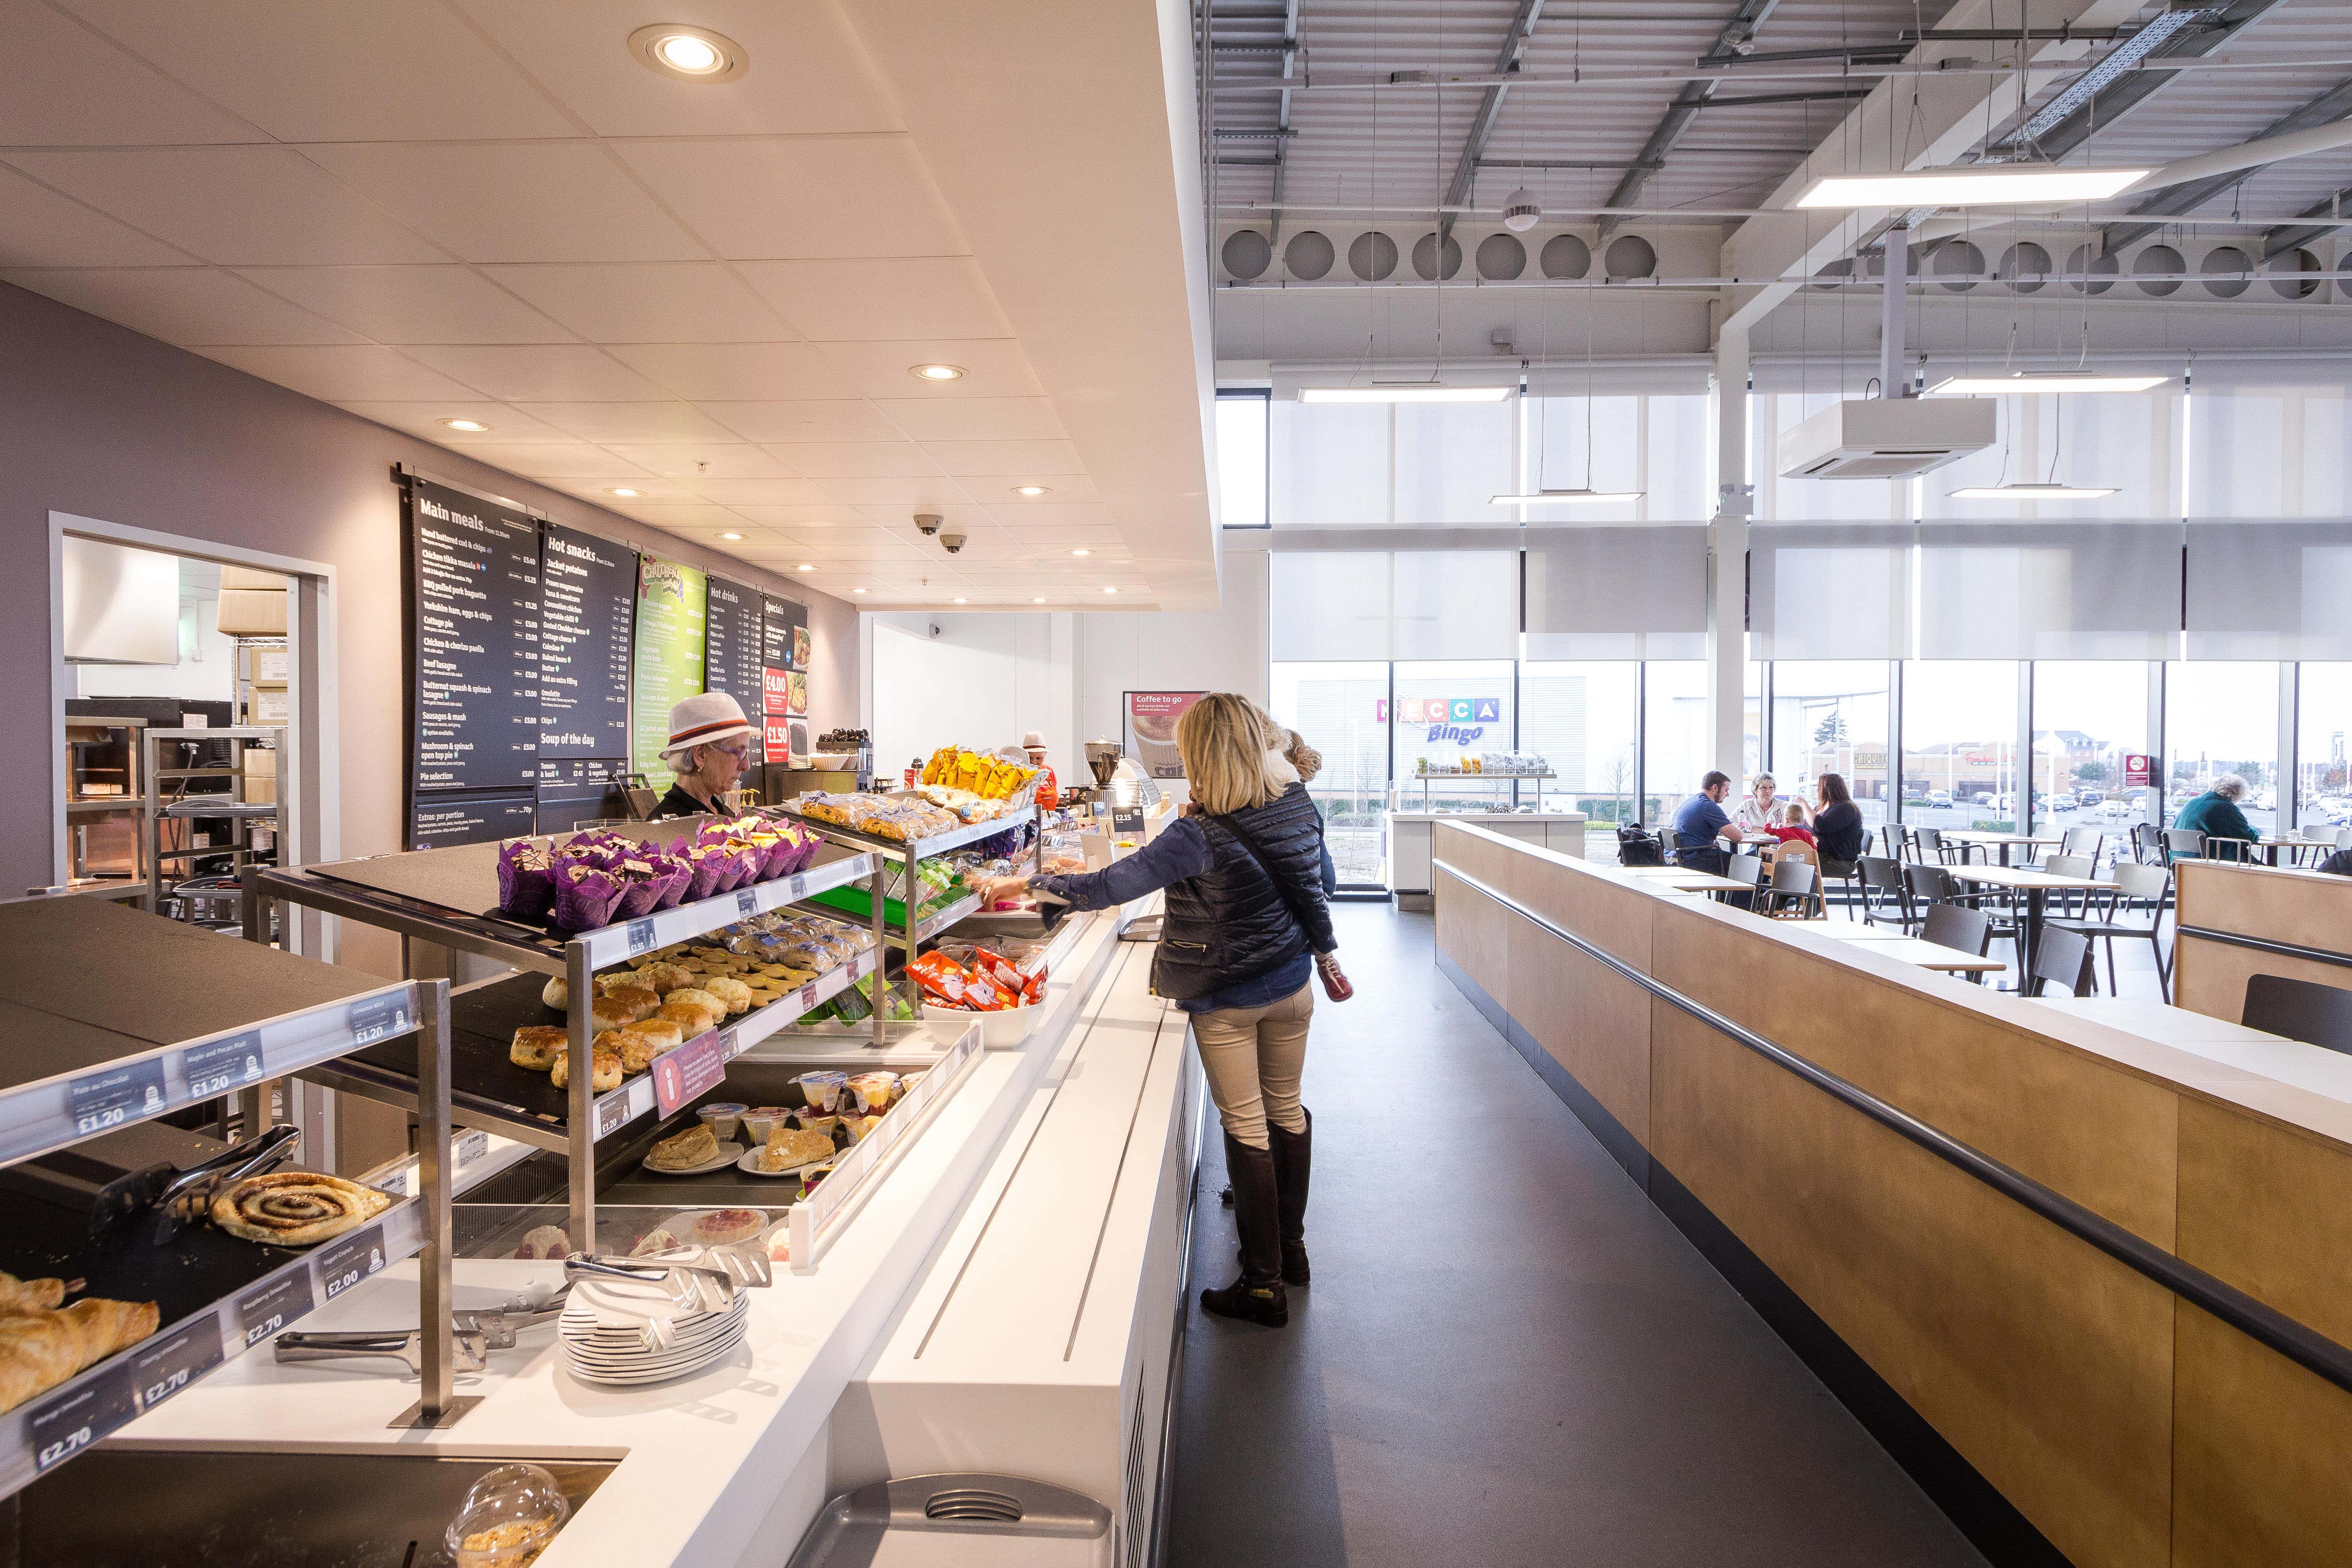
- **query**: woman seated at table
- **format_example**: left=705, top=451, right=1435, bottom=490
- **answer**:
left=1763, top=800, right=1816, bottom=851
left=2172, top=774, right=2261, bottom=859
left=1811, top=773, right=1867, bottom=866
left=1735, top=773, right=1783, bottom=835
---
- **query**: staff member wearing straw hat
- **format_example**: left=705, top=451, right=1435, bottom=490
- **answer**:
left=652, top=691, right=755, bottom=820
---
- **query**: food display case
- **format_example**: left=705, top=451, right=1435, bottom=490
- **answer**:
left=61, top=715, right=144, bottom=892
left=0, top=894, right=461, bottom=1503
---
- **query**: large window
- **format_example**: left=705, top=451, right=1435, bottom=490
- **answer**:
left=2166, top=662, right=2280, bottom=837
left=1392, top=660, right=1515, bottom=810
left=1642, top=662, right=1710, bottom=823
left=1268, top=661, right=1389, bottom=885
left=1770, top=662, right=1891, bottom=829
left=1901, top=662, right=2019, bottom=829
left=1523, top=661, right=1637, bottom=857
left=2034, top=662, right=2154, bottom=837
left=2297, top=663, right=2352, bottom=835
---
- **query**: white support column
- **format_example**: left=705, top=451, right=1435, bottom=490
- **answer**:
left=1709, top=323, right=1752, bottom=783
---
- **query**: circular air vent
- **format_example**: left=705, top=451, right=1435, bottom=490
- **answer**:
left=2200, top=246, right=2251, bottom=299
left=1349, top=230, right=1400, bottom=280
left=1221, top=229, right=1271, bottom=279
left=2065, top=244, right=2118, bottom=297
left=1539, top=234, right=1591, bottom=279
left=1998, top=242, right=2052, bottom=294
left=1411, top=231, right=1463, bottom=280
left=1933, top=240, right=1984, bottom=293
left=2134, top=244, right=2184, bottom=297
left=924, top=1490, right=1025, bottom=1524
left=2268, top=247, right=2323, bottom=300
left=1476, top=232, right=1526, bottom=280
left=1603, top=235, right=1656, bottom=280
left=1809, top=257, right=1854, bottom=292
left=1285, top=230, right=1335, bottom=280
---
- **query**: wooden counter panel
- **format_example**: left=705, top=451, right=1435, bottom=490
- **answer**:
left=2172, top=1302, right=2352, bottom=1568
left=2175, top=936, right=2350, bottom=1029
left=1432, top=822, right=1519, bottom=896
left=1650, top=1004, right=2177, bottom=1568
left=2176, top=861, right=2352, bottom=957
left=1648, top=902, right=2180, bottom=1245
left=2176, top=1097, right=2352, bottom=1347
left=1434, top=866, right=1509, bottom=1010
left=1435, top=823, right=1655, bottom=972
left=1505, top=915, right=1651, bottom=1145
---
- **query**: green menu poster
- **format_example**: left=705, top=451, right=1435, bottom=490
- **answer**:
left=632, top=555, right=708, bottom=775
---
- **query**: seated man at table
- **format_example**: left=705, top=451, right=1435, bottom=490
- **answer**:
left=2320, top=846, right=2352, bottom=877
left=2172, top=774, right=2261, bottom=859
left=1672, top=771, right=1743, bottom=875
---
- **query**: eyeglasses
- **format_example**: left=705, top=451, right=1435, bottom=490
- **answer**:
left=711, top=740, right=751, bottom=763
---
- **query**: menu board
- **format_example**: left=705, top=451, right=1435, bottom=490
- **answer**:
left=704, top=577, right=766, bottom=764
left=631, top=556, right=707, bottom=775
left=412, top=791, right=537, bottom=849
left=539, top=524, right=636, bottom=760
left=407, top=479, right=540, bottom=793
left=763, top=597, right=797, bottom=677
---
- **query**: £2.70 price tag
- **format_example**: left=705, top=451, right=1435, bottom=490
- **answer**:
left=235, top=1271, right=314, bottom=1350
left=27, top=1364, right=134, bottom=1473
left=68, top=1057, right=167, bottom=1137
left=129, top=1318, right=224, bottom=1414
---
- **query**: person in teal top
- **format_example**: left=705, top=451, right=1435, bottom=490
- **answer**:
left=2172, top=774, right=2260, bottom=858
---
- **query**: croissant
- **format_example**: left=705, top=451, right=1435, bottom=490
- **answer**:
left=0, top=1297, right=159, bottom=1414
left=0, top=1272, right=65, bottom=1315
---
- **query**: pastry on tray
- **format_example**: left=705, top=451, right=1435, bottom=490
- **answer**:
left=0, top=1294, right=160, bottom=1415
left=541, top=976, right=569, bottom=1011
left=550, top=1043, right=622, bottom=1093
left=628, top=1225, right=685, bottom=1257
left=685, top=1208, right=764, bottom=1245
left=760, top=1126, right=835, bottom=1173
left=510, top=1025, right=566, bottom=1071
left=616, top=1019, right=681, bottom=1074
left=211, top=1171, right=392, bottom=1248
left=589, top=989, right=655, bottom=1030
left=701, top=975, right=753, bottom=1014
left=0, top=1272, right=65, bottom=1315
left=645, top=1122, right=721, bottom=1171
left=627, top=961, right=694, bottom=996
left=659, top=998, right=723, bottom=1036
left=511, top=1224, right=571, bottom=1260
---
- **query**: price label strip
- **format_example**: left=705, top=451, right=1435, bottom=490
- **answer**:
left=67, top=1057, right=168, bottom=1138
left=592, top=1079, right=652, bottom=1140
left=736, top=888, right=760, bottom=918
left=235, top=1271, right=316, bottom=1351
left=128, top=1318, right=224, bottom=1415
left=26, top=1362, right=135, bottom=1474
left=181, top=1030, right=265, bottom=1101
left=347, top=992, right=412, bottom=1048
left=627, top=918, right=658, bottom=956
left=314, top=1225, right=387, bottom=1303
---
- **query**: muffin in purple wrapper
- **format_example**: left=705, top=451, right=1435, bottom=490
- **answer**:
left=650, top=853, right=692, bottom=910
left=550, top=862, right=625, bottom=932
left=497, top=841, right=557, bottom=920
left=785, top=824, right=823, bottom=875
left=745, top=832, right=790, bottom=881
left=719, top=842, right=762, bottom=892
left=681, top=843, right=728, bottom=902
left=612, top=856, right=666, bottom=919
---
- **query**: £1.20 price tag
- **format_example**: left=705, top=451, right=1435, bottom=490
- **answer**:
left=68, top=1057, right=167, bottom=1138
left=181, top=1030, right=265, bottom=1100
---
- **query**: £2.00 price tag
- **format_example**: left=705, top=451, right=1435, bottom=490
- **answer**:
left=314, top=1225, right=386, bottom=1302
left=68, top=1057, right=168, bottom=1137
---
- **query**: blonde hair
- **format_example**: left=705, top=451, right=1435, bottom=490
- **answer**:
left=1284, top=729, right=1323, bottom=784
left=1177, top=693, right=1291, bottom=815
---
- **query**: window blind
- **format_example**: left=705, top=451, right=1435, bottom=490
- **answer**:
left=1522, top=527, right=1708, bottom=660
left=2185, top=521, right=2352, bottom=660
left=1267, top=549, right=1519, bottom=661
left=1749, top=524, right=1913, bottom=659
left=1918, top=523, right=2182, bottom=659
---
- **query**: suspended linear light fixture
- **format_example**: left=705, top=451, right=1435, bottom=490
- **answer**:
left=1930, top=372, right=2170, bottom=395
left=1796, top=166, right=2151, bottom=208
left=1948, top=482, right=2118, bottom=499
left=1494, top=248, right=1642, bottom=508
left=1300, top=384, right=1512, bottom=403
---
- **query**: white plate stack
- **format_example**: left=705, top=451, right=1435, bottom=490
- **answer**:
left=559, top=1265, right=750, bottom=1387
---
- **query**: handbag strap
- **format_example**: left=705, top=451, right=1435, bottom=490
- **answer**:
left=1208, top=808, right=1327, bottom=954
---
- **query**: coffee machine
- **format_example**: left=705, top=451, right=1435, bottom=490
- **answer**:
left=1075, top=740, right=1161, bottom=810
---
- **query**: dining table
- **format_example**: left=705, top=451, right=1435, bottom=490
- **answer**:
left=1833, top=934, right=2008, bottom=975
left=1939, top=830, right=2060, bottom=867
left=2243, top=836, right=2340, bottom=869
left=1941, top=862, right=2116, bottom=976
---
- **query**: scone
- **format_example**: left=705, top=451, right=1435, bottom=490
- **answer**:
left=645, top=1121, right=720, bottom=1171
left=590, top=988, right=657, bottom=1030
left=550, top=1042, right=622, bottom=1092
left=616, top=1018, right=681, bottom=1074
left=701, top=975, right=753, bottom=1014
left=761, top=1126, right=836, bottom=1172
left=660, top=999, right=723, bottom=1036
left=629, top=961, right=694, bottom=995
left=541, top=976, right=569, bottom=1011
left=510, top=1024, right=566, bottom=1070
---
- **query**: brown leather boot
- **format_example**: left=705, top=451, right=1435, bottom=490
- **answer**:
left=1200, top=1134, right=1288, bottom=1327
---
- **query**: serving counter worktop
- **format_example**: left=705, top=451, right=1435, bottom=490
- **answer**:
left=95, top=895, right=1194, bottom=1568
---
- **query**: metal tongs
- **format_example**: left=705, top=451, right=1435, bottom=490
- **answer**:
left=90, top=1124, right=302, bottom=1244
left=273, top=1285, right=573, bottom=1373
left=564, top=1244, right=772, bottom=1312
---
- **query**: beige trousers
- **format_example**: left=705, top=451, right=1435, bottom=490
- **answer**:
left=1190, top=983, right=1313, bottom=1150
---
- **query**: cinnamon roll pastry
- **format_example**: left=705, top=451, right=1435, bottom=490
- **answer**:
left=210, top=1170, right=392, bottom=1248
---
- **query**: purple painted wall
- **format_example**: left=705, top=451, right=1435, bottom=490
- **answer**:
left=2, top=282, right=860, bottom=966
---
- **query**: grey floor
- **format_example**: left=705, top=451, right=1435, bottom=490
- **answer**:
left=1161, top=902, right=1991, bottom=1568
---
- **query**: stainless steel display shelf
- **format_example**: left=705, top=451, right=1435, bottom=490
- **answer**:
left=763, top=799, right=1037, bottom=862
left=0, top=895, right=465, bottom=1493
left=244, top=817, right=884, bottom=1249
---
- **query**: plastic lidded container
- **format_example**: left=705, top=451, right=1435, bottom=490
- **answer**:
left=696, top=1102, right=747, bottom=1141
left=796, top=1070, right=848, bottom=1112
left=447, top=1463, right=569, bottom=1568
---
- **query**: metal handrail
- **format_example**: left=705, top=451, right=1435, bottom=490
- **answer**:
left=2174, top=924, right=2352, bottom=972
left=1434, top=855, right=2352, bottom=1400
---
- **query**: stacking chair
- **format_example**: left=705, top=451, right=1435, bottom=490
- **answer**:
left=2027, top=826, right=2103, bottom=874
left=1721, top=853, right=1764, bottom=911
left=1921, top=902, right=1994, bottom=984
left=2040, top=852, right=2095, bottom=920
left=2243, top=975, right=2352, bottom=1055
left=2025, top=926, right=2097, bottom=998
left=1762, top=859, right=1822, bottom=920
left=2162, top=828, right=2205, bottom=865
left=1914, top=826, right=1984, bottom=866
left=2053, top=862, right=2173, bottom=1001
left=1816, top=850, right=1861, bottom=912
left=1876, top=823, right=1908, bottom=862
left=2129, top=822, right=2163, bottom=864
left=1857, top=856, right=1911, bottom=930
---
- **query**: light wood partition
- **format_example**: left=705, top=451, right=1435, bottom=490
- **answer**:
left=1432, top=821, right=2352, bottom=1568
left=2174, top=861, right=2352, bottom=1025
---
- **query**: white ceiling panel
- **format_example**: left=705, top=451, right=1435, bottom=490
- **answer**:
left=5, top=268, right=364, bottom=346
left=195, top=343, right=483, bottom=400
left=612, top=137, right=966, bottom=260
left=777, top=442, right=943, bottom=479
left=56, top=0, right=578, bottom=142
left=608, top=342, right=851, bottom=400
left=483, top=263, right=794, bottom=342
left=736, top=257, right=1011, bottom=341
left=3, top=147, right=452, bottom=266
left=796, top=476, right=974, bottom=507
left=674, top=480, right=830, bottom=508
left=398, top=343, right=671, bottom=401
left=983, top=478, right=1103, bottom=508
left=234, top=266, right=573, bottom=344
left=919, top=439, right=1086, bottom=478
left=604, top=506, right=764, bottom=534
left=333, top=401, right=579, bottom=443
left=604, top=444, right=801, bottom=480
left=303, top=143, right=705, bottom=265
left=442, top=441, right=654, bottom=480
left=724, top=517, right=911, bottom=546
left=513, top=400, right=746, bottom=444
left=870, top=396, right=1066, bottom=442
left=0, top=0, right=261, bottom=145
left=707, top=402, right=905, bottom=443
left=812, top=337, right=1042, bottom=399
left=0, top=166, right=191, bottom=267
left=450, top=0, right=902, bottom=138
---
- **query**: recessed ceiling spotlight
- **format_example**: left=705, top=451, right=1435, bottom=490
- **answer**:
left=909, top=363, right=966, bottom=382
left=1102, top=586, right=1118, bottom=595
left=439, top=417, right=490, bottom=432
left=851, top=587, right=867, bottom=594
left=953, top=597, right=968, bottom=603
left=609, top=486, right=640, bottom=497
left=798, top=563, right=815, bottom=572
left=1011, top=484, right=1050, bottom=497
left=719, top=531, right=743, bottom=540
left=1070, top=548, right=1090, bottom=556
left=629, top=23, right=747, bottom=82
left=1032, top=597, right=1046, bottom=603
